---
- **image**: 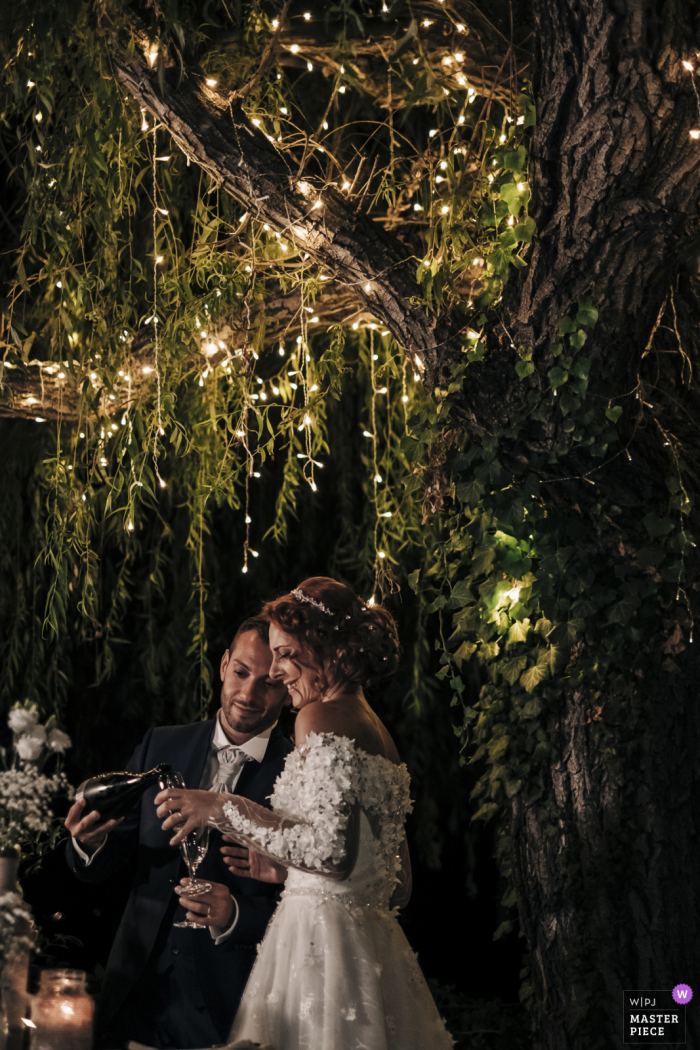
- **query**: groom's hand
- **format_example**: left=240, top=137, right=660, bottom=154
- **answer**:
left=65, top=798, right=123, bottom=852
left=174, top=879, right=235, bottom=927
left=221, top=838, right=288, bottom=884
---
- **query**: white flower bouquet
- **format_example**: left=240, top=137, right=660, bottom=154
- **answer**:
left=1, top=702, right=73, bottom=861
left=0, top=891, right=36, bottom=971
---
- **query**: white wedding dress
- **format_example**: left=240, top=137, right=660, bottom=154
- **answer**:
left=220, top=732, right=454, bottom=1050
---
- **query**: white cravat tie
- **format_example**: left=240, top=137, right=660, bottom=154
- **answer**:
left=210, top=745, right=254, bottom=793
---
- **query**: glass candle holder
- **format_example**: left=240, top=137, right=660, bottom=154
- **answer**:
left=30, top=971, right=93, bottom=1050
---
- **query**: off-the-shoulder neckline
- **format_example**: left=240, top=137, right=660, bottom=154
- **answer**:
left=299, top=730, right=407, bottom=773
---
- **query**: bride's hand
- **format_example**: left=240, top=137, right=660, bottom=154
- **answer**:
left=221, top=838, right=289, bottom=884
left=154, top=788, right=226, bottom=845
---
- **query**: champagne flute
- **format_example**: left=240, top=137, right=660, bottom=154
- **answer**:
left=159, top=770, right=213, bottom=929
left=173, top=827, right=212, bottom=928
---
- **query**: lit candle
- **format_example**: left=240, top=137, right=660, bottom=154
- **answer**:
left=30, top=971, right=94, bottom=1050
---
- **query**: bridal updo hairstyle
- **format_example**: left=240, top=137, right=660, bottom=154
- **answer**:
left=261, top=577, right=400, bottom=691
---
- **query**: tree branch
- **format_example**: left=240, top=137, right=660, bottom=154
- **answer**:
left=110, top=13, right=461, bottom=388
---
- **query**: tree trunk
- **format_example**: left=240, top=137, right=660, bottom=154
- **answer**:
left=495, top=3, right=700, bottom=1046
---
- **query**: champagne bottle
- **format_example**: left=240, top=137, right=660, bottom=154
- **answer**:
left=75, top=764, right=175, bottom=822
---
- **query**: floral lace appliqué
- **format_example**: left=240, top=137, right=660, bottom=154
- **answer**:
left=222, top=732, right=412, bottom=877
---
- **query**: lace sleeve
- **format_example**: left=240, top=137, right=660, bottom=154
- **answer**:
left=210, top=733, right=362, bottom=878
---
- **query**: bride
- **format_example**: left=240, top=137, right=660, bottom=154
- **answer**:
left=155, top=577, right=454, bottom=1050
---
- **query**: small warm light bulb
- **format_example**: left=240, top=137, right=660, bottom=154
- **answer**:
left=507, top=586, right=521, bottom=601
left=206, top=78, right=217, bottom=87
left=378, top=551, right=386, bottom=559
left=290, top=44, right=299, bottom=53
left=517, top=182, right=525, bottom=191
left=690, top=130, right=700, bottom=139
left=159, top=478, right=167, bottom=489
left=683, top=60, right=694, bottom=71
left=365, top=282, right=371, bottom=292
left=304, top=11, right=311, bottom=19
left=375, top=474, right=383, bottom=483
left=508, top=215, right=515, bottom=225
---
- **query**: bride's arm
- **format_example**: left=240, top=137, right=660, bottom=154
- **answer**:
left=155, top=789, right=360, bottom=880
left=154, top=734, right=362, bottom=880
left=212, top=794, right=361, bottom=881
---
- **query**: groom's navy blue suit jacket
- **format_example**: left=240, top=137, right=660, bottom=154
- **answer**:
left=65, top=719, right=293, bottom=1042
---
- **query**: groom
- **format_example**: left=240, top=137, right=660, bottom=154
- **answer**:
left=64, top=616, right=293, bottom=1049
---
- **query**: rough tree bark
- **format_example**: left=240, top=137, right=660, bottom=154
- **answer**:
left=498, top=2, right=700, bottom=1047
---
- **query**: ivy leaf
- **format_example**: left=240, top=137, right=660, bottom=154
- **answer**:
left=455, top=478, right=485, bottom=505
left=523, top=697, right=543, bottom=717
left=513, top=217, right=536, bottom=243
left=643, top=512, right=674, bottom=539
left=450, top=579, right=473, bottom=605
left=605, top=405, right=622, bottom=423
left=471, top=545, right=496, bottom=575
left=569, top=330, right=588, bottom=350
left=520, top=663, right=548, bottom=692
left=472, top=802, right=499, bottom=823
left=575, top=301, right=599, bottom=327
left=548, top=367, right=568, bottom=388
left=553, top=619, right=584, bottom=644
left=501, top=655, right=527, bottom=684
left=479, top=640, right=500, bottom=660
left=454, top=640, right=477, bottom=663
left=558, top=316, right=576, bottom=335
left=515, top=360, right=535, bottom=381
left=503, top=146, right=527, bottom=172
left=407, top=569, right=420, bottom=593
left=607, top=594, right=641, bottom=625
left=570, top=357, right=590, bottom=379
left=507, top=619, right=530, bottom=645
left=499, top=182, right=522, bottom=213
left=488, top=734, right=509, bottom=758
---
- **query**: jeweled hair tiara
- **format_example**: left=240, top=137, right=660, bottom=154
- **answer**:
left=291, top=587, right=333, bottom=616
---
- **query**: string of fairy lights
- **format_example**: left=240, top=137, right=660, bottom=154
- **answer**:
left=14, top=11, right=700, bottom=599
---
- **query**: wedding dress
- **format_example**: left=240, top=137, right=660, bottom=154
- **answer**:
left=219, top=732, right=454, bottom=1050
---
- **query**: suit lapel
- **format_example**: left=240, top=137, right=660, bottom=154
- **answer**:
left=177, top=719, right=216, bottom=790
